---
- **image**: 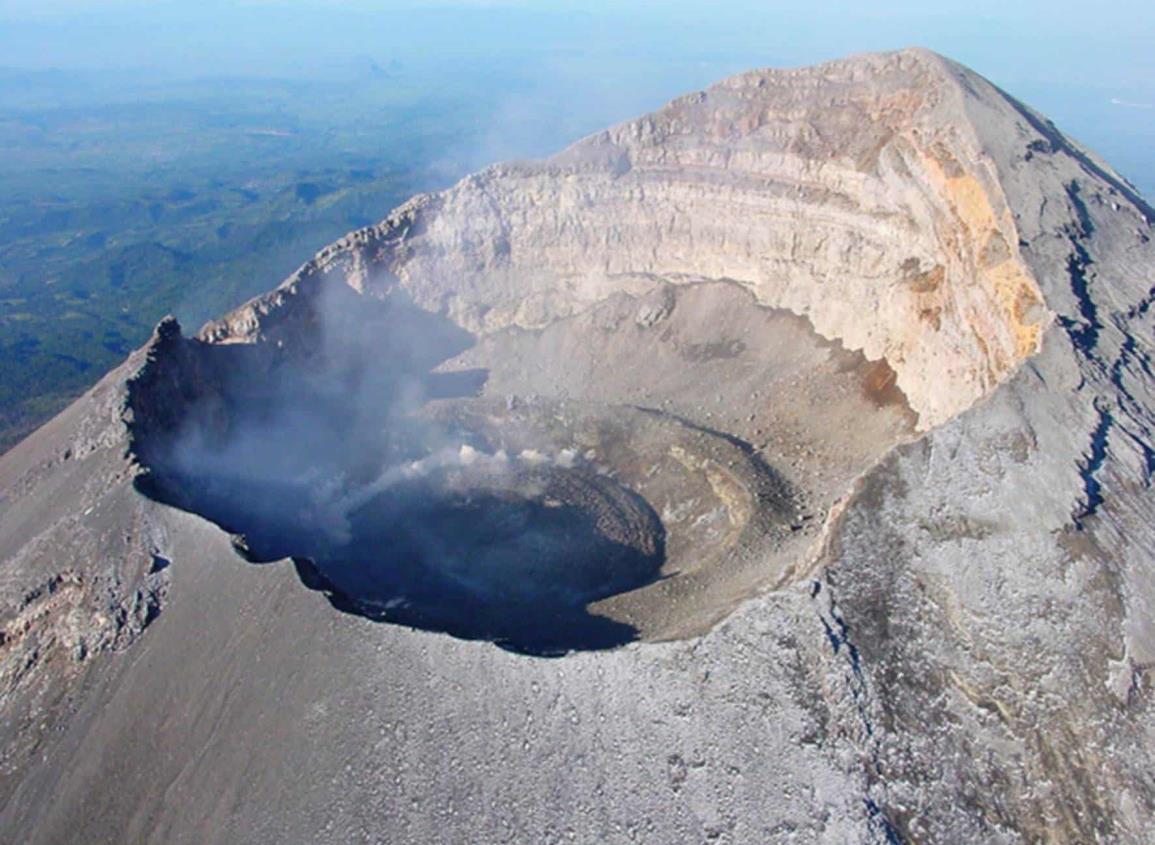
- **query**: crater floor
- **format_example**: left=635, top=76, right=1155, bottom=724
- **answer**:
left=131, top=279, right=914, bottom=649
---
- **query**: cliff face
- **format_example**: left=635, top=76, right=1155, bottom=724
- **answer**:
left=207, top=50, right=1047, bottom=429
left=2, top=49, right=1155, bottom=844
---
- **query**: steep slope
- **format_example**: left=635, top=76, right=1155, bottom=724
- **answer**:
left=207, top=50, right=1045, bottom=429
left=1, top=49, right=1153, bottom=844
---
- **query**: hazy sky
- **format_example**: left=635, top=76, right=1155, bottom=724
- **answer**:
left=0, top=0, right=1151, bottom=194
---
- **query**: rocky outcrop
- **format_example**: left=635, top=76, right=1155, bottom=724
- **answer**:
left=207, top=49, right=1048, bottom=429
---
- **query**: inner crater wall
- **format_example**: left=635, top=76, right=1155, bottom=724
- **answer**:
left=279, top=49, right=1047, bottom=430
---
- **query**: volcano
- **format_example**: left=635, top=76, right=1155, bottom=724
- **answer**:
left=2, top=49, right=1154, bottom=844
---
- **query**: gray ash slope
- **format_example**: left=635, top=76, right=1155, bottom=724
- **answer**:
left=2, top=48, right=1154, bottom=844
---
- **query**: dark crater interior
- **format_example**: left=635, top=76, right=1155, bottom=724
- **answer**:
left=126, top=277, right=882, bottom=651
left=289, top=462, right=660, bottom=654
left=129, top=286, right=671, bottom=654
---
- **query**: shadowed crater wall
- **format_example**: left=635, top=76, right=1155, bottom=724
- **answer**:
left=128, top=286, right=680, bottom=653
left=127, top=272, right=913, bottom=651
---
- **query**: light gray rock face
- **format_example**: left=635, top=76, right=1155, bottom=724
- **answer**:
left=1, top=49, right=1154, bottom=844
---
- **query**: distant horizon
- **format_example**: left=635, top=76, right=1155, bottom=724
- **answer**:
left=0, top=1, right=1151, bottom=197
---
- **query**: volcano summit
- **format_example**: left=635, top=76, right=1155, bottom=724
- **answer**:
left=2, top=49, right=1154, bottom=844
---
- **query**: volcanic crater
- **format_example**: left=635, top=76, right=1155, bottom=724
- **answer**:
left=128, top=275, right=914, bottom=653
left=125, top=51, right=1049, bottom=654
